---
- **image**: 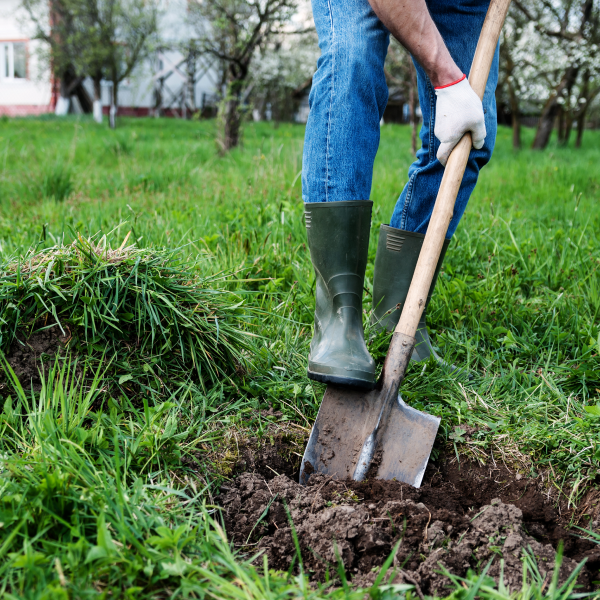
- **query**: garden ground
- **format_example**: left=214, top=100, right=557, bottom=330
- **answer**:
left=0, top=115, right=599, bottom=598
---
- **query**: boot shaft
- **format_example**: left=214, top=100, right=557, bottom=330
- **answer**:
left=372, top=225, right=449, bottom=332
left=305, top=200, right=372, bottom=309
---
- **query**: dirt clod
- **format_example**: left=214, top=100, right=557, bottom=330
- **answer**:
left=218, top=455, right=600, bottom=594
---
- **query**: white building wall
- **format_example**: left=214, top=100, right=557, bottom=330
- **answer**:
left=0, top=0, right=53, bottom=114
left=0, top=0, right=219, bottom=116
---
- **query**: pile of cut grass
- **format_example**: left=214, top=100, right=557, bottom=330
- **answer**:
left=0, top=232, right=256, bottom=398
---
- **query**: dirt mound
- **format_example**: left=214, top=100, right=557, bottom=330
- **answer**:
left=218, top=458, right=600, bottom=595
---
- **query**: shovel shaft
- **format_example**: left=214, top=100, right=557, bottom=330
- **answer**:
left=394, top=0, right=512, bottom=342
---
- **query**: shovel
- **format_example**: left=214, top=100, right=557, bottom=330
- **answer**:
left=300, top=0, right=512, bottom=488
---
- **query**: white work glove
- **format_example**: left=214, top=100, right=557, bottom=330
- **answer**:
left=434, top=75, right=486, bottom=166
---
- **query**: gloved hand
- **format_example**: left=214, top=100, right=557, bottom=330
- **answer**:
left=434, top=75, right=486, bottom=166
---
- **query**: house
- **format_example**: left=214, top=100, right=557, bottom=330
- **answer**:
left=0, top=0, right=219, bottom=118
left=0, top=0, right=53, bottom=116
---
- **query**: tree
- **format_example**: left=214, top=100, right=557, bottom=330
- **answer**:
left=102, top=0, right=159, bottom=112
left=513, top=0, right=600, bottom=149
left=497, top=6, right=530, bottom=148
left=247, top=30, right=318, bottom=124
left=22, top=0, right=95, bottom=112
left=22, top=0, right=159, bottom=126
left=189, top=0, right=299, bottom=152
left=573, top=68, right=600, bottom=146
left=384, top=39, right=419, bottom=155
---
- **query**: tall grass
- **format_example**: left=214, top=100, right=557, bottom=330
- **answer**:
left=0, top=116, right=598, bottom=597
left=39, top=165, right=74, bottom=201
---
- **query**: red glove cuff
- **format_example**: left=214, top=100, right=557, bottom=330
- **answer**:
left=434, top=74, right=466, bottom=90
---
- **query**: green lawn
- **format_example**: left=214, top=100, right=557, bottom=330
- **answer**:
left=0, top=115, right=599, bottom=598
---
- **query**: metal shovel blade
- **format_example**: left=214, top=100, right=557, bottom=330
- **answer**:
left=300, top=384, right=440, bottom=488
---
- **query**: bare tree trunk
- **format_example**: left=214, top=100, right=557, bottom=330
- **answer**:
left=563, top=112, right=574, bottom=146
left=93, top=76, right=103, bottom=124
left=409, top=61, right=417, bottom=156
left=557, top=106, right=565, bottom=145
left=109, top=78, right=117, bottom=129
left=273, top=98, right=280, bottom=129
left=153, top=77, right=163, bottom=117
left=511, top=111, right=520, bottom=149
left=575, top=109, right=587, bottom=148
left=93, top=77, right=101, bottom=102
left=56, top=72, right=73, bottom=115
left=501, top=42, right=521, bottom=149
left=219, top=95, right=242, bottom=152
left=187, top=47, right=196, bottom=116
left=574, top=70, right=592, bottom=148
left=508, top=80, right=520, bottom=149
left=152, top=53, right=163, bottom=117
left=56, top=67, right=91, bottom=114
left=532, top=66, right=578, bottom=150
left=559, top=75, right=577, bottom=147
left=218, top=70, right=247, bottom=152
left=73, top=82, right=93, bottom=113
left=531, top=98, right=555, bottom=149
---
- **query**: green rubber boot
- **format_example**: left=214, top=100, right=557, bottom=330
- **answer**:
left=305, top=201, right=376, bottom=390
left=371, top=225, right=450, bottom=364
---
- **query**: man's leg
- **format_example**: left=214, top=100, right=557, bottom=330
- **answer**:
left=372, top=0, right=499, bottom=365
left=302, top=0, right=390, bottom=203
left=390, top=0, right=499, bottom=235
left=302, top=0, right=389, bottom=389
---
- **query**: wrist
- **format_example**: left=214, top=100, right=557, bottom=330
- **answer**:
left=429, top=65, right=463, bottom=89
left=434, top=74, right=466, bottom=90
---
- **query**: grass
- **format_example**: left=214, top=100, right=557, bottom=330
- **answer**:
left=0, top=115, right=599, bottom=597
left=39, top=165, right=74, bottom=202
left=0, top=234, right=256, bottom=396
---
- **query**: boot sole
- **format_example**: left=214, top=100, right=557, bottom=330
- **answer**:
left=307, top=369, right=377, bottom=391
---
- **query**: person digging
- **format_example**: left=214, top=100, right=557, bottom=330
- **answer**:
left=303, top=0, right=497, bottom=389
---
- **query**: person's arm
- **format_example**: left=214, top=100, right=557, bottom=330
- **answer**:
left=368, top=0, right=461, bottom=87
left=368, top=0, right=486, bottom=165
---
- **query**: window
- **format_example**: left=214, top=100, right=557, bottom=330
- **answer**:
left=0, top=42, right=27, bottom=80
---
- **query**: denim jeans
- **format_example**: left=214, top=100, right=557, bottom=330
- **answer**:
left=302, top=0, right=499, bottom=238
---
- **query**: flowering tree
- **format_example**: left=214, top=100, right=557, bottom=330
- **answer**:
left=247, top=31, right=317, bottom=124
left=497, top=6, right=530, bottom=148
left=509, top=0, right=600, bottom=148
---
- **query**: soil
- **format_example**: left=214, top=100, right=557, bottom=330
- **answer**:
left=5, top=334, right=600, bottom=594
left=233, top=421, right=305, bottom=480
left=3, top=327, right=70, bottom=391
left=218, top=441, right=600, bottom=595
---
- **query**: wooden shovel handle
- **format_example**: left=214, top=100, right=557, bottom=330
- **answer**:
left=395, top=0, right=512, bottom=338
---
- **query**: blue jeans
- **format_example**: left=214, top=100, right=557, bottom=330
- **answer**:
left=302, top=0, right=499, bottom=238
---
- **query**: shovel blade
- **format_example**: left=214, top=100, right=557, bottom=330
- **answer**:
left=300, top=384, right=440, bottom=488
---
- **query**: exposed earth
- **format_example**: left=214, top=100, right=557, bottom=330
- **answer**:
left=219, top=434, right=600, bottom=595
left=5, top=336, right=600, bottom=595
left=4, top=328, right=69, bottom=391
